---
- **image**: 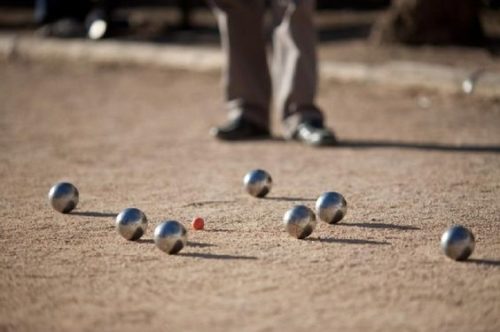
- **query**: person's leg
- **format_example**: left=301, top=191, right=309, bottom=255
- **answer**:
left=271, top=0, right=335, bottom=145
left=209, top=0, right=272, bottom=139
left=35, top=0, right=50, bottom=24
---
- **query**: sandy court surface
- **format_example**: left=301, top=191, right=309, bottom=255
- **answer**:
left=0, top=60, right=499, bottom=332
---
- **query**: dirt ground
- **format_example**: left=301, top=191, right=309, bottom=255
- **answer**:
left=0, top=59, right=500, bottom=332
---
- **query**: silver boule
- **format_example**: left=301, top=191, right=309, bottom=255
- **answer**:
left=315, top=192, right=347, bottom=224
left=441, top=225, right=475, bottom=261
left=48, top=182, right=79, bottom=213
left=154, top=220, right=187, bottom=255
left=116, top=208, right=148, bottom=241
left=283, top=205, right=317, bottom=239
left=243, top=169, right=272, bottom=198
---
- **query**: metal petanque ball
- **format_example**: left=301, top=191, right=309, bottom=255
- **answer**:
left=115, top=208, right=148, bottom=241
left=48, top=182, right=79, bottom=213
left=283, top=205, right=317, bottom=239
left=243, top=169, right=272, bottom=198
left=315, top=192, right=347, bottom=224
left=154, top=220, right=188, bottom=255
left=441, top=225, right=475, bottom=261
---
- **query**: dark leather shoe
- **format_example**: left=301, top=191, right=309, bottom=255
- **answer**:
left=291, top=120, right=336, bottom=146
left=210, top=117, right=270, bottom=141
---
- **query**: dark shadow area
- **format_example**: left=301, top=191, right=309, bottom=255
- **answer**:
left=264, top=196, right=316, bottom=202
left=179, top=252, right=258, bottom=260
left=148, top=26, right=220, bottom=45
left=308, top=237, right=390, bottom=245
left=229, top=138, right=500, bottom=154
left=486, top=36, right=500, bottom=56
left=0, top=21, right=35, bottom=30
left=318, top=23, right=372, bottom=42
left=335, top=139, right=500, bottom=154
left=135, top=239, right=217, bottom=247
left=188, top=241, right=215, bottom=248
left=71, top=211, right=117, bottom=218
left=215, top=136, right=285, bottom=144
left=136, top=238, right=154, bottom=244
left=465, top=258, right=500, bottom=267
left=338, top=222, right=420, bottom=231
left=112, top=23, right=220, bottom=45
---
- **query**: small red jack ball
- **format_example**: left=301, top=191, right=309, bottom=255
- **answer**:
left=192, top=217, right=205, bottom=230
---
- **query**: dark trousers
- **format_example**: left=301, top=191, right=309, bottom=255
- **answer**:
left=209, top=0, right=323, bottom=135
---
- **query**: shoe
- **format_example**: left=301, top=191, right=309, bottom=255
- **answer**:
left=291, top=120, right=336, bottom=146
left=210, top=117, right=270, bottom=141
left=85, top=9, right=109, bottom=40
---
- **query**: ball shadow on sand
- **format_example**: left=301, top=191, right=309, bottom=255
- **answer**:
left=178, top=252, right=258, bottom=260
left=71, top=211, right=118, bottom=218
left=136, top=238, right=155, bottom=244
left=337, top=222, right=420, bottom=231
left=182, top=200, right=235, bottom=207
left=204, top=228, right=235, bottom=233
left=187, top=241, right=216, bottom=248
left=307, top=237, right=390, bottom=245
left=264, top=196, right=316, bottom=202
left=465, top=258, right=500, bottom=267
left=134, top=240, right=215, bottom=248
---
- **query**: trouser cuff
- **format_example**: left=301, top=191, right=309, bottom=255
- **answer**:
left=227, top=99, right=270, bottom=130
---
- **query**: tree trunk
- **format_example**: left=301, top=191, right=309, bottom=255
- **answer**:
left=371, top=0, right=485, bottom=45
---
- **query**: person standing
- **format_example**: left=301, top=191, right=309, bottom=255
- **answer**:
left=209, top=0, right=336, bottom=146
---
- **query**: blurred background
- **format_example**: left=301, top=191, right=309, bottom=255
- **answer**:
left=0, top=0, right=499, bottom=72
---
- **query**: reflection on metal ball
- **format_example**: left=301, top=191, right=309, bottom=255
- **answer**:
left=283, top=205, right=316, bottom=239
left=315, top=192, right=347, bottom=224
left=48, top=182, right=79, bottom=213
left=116, top=208, right=148, bottom=241
left=243, top=169, right=272, bottom=198
left=441, top=225, right=475, bottom=261
left=154, top=220, right=188, bottom=255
